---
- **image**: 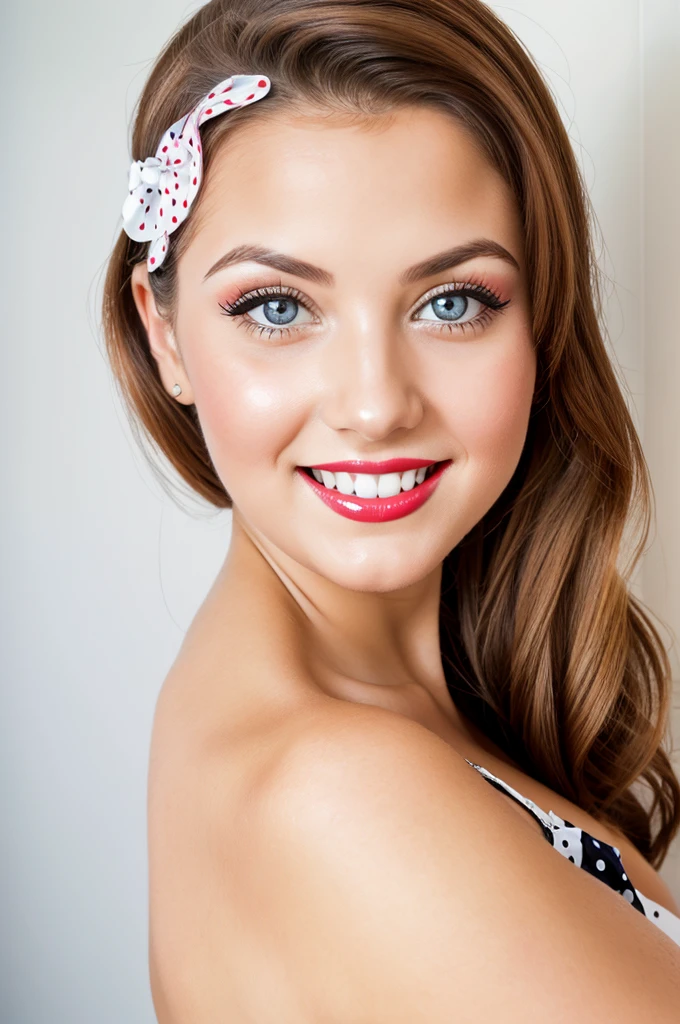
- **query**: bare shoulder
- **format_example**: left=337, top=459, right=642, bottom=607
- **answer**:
left=245, top=702, right=680, bottom=1023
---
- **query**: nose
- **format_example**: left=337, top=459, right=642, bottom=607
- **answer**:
left=320, top=314, right=424, bottom=442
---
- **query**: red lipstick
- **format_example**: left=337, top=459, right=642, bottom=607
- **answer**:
left=296, top=459, right=453, bottom=523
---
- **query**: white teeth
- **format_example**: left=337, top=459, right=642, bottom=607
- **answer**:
left=308, top=464, right=437, bottom=496
left=335, top=471, right=355, bottom=495
left=354, top=474, right=378, bottom=499
left=377, top=473, right=402, bottom=498
left=400, top=469, right=416, bottom=491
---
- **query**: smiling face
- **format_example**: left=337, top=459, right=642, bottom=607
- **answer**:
left=133, top=104, right=536, bottom=593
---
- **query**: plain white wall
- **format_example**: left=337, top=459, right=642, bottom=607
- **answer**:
left=1, top=1, right=677, bottom=1020
left=640, top=0, right=680, bottom=895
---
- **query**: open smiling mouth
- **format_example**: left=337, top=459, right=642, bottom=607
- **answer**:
left=295, top=460, right=453, bottom=524
left=298, top=461, right=442, bottom=497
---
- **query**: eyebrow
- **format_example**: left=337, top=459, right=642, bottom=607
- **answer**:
left=202, top=238, right=520, bottom=286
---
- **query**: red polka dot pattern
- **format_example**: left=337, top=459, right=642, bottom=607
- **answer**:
left=121, top=75, right=271, bottom=272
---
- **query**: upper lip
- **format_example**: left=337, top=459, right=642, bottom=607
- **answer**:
left=304, top=458, right=442, bottom=473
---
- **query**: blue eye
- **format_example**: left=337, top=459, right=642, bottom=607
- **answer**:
left=435, top=294, right=470, bottom=319
left=219, top=285, right=315, bottom=338
left=412, top=284, right=510, bottom=334
left=256, top=296, right=299, bottom=326
left=417, top=293, right=481, bottom=324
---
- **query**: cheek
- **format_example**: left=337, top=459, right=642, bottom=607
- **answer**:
left=439, top=327, right=536, bottom=474
left=190, top=355, right=307, bottom=489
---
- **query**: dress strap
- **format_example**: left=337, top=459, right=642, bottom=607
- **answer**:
left=464, top=759, right=680, bottom=948
left=464, top=758, right=556, bottom=843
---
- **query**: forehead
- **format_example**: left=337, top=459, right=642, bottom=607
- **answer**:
left=184, top=104, right=522, bottom=278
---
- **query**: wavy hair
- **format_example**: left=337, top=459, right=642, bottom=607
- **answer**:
left=101, top=0, right=679, bottom=866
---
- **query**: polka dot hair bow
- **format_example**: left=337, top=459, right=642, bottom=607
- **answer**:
left=121, top=74, right=271, bottom=272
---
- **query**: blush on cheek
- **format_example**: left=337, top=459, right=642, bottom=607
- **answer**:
left=190, top=364, right=307, bottom=498
left=446, top=327, right=535, bottom=467
left=435, top=334, right=535, bottom=541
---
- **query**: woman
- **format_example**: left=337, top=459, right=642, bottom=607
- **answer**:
left=102, top=0, right=680, bottom=1018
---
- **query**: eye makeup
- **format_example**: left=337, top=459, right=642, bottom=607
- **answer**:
left=217, top=277, right=511, bottom=341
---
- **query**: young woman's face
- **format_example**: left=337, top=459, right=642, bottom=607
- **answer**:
left=154, top=105, right=535, bottom=591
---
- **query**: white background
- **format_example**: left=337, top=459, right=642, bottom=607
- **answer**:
left=2, top=1, right=679, bottom=1020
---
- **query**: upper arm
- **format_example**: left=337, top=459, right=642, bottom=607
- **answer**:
left=247, top=707, right=680, bottom=1023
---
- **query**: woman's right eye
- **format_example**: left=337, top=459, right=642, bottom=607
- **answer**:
left=218, top=287, right=316, bottom=338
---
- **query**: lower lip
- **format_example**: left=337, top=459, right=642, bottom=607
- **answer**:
left=295, top=460, right=453, bottom=523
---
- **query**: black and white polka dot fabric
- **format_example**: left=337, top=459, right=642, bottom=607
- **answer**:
left=465, top=759, right=680, bottom=947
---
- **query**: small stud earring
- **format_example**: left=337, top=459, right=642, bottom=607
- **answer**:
left=171, top=383, right=182, bottom=397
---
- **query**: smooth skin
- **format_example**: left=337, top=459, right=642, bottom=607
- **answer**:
left=131, top=105, right=680, bottom=1022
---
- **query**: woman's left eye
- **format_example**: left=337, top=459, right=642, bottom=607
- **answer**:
left=412, top=285, right=510, bottom=334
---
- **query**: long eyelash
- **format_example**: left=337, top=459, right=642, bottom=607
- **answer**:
left=413, top=280, right=510, bottom=337
left=218, top=280, right=511, bottom=339
left=218, top=284, right=308, bottom=339
left=219, top=283, right=307, bottom=318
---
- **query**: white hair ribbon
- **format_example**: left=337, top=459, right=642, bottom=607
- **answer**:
left=121, top=74, right=271, bottom=272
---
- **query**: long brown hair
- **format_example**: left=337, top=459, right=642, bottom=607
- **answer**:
left=101, top=0, right=679, bottom=867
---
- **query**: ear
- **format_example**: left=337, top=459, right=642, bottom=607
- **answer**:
left=130, top=262, right=195, bottom=405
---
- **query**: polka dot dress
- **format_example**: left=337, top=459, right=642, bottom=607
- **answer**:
left=465, top=759, right=680, bottom=948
